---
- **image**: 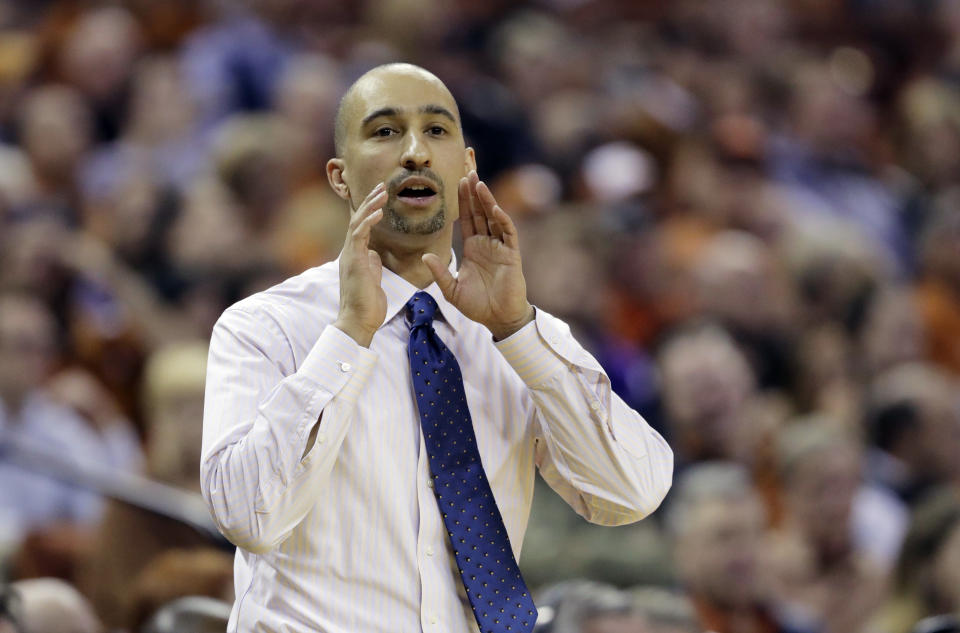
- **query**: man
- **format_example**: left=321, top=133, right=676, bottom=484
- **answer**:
left=0, top=292, right=141, bottom=540
left=668, top=463, right=816, bottom=633
left=201, top=63, right=673, bottom=633
left=771, top=421, right=891, bottom=633
left=867, top=362, right=960, bottom=506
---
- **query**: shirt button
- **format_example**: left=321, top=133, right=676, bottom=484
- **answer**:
left=428, top=615, right=438, bottom=625
left=316, top=432, right=327, bottom=444
left=338, top=361, right=352, bottom=372
left=589, top=401, right=602, bottom=411
left=548, top=336, right=560, bottom=345
left=426, top=478, right=434, bottom=488
left=426, top=545, right=434, bottom=556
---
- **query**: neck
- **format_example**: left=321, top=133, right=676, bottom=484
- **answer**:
left=371, top=232, right=452, bottom=289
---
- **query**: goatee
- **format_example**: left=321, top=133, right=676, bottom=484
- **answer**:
left=383, top=205, right=446, bottom=235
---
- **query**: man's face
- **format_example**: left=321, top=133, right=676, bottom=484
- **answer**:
left=677, top=496, right=763, bottom=609
left=786, top=444, right=859, bottom=550
left=661, top=338, right=753, bottom=461
left=331, top=67, right=474, bottom=245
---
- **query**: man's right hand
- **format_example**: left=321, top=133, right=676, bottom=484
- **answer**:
left=333, top=182, right=388, bottom=347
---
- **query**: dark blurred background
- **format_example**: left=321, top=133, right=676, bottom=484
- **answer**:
left=0, top=0, right=959, bottom=632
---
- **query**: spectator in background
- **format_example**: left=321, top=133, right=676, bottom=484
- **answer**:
left=867, top=363, right=960, bottom=506
left=692, top=230, right=796, bottom=392
left=668, top=462, right=817, bottom=633
left=872, top=489, right=960, bottom=633
left=80, top=342, right=211, bottom=628
left=915, top=208, right=960, bottom=376
left=56, top=6, right=142, bottom=144
left=657, top=322, right=759, bottom=466
left=13, top=84, right=92, bottom=226
left=856, top=285, right=925, bottom=380
left=0, top=292, right=141, bottom=577
left=768, top=420, right=897, bottom=633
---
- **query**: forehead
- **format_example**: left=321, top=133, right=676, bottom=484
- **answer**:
left=347, top=69, right=458, bottom=126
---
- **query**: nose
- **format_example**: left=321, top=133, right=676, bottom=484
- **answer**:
left=400, top=130, right=431, bottom=171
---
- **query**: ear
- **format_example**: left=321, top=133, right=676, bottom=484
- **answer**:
left=464, top=147, right=477, bottom=175
left=326, top=158, right=350, bottom=201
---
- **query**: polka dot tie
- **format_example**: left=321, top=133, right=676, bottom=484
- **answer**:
left=406, top=291, right=537, bottom=633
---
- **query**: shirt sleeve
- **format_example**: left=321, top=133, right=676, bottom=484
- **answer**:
left=201, top=306, right=377, bottom=553
left=495, top=308, right=673, bottom=526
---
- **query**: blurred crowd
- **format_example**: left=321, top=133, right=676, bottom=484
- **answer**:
left=0, top=0, right=959, bottom=632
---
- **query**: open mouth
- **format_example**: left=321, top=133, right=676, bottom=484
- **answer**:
left=395, top=182, right=439, bottom=207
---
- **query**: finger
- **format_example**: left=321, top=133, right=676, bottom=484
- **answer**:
left=458, top=176, right=475, bottom=241
left=475, top=180, right=504, bottom=241
left=475, top=179, right=497, bottom=215
left=350, top=207, right=383, bottom=248
left=350, top=185, right=387, bottom=229
left=486, top=217, right=504, bottom=242
left=364, top=181, right=386, bottom=204
left=468, top=170, right=488, bottom=236
left=492, top=204, right=519, bottom=250
left=422, top=253, right=457, bottom=300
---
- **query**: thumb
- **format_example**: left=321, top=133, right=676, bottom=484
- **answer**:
left=422, top=253, right=456, bottom=300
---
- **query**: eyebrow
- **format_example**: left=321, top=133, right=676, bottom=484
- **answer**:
left=419, top=104, right=457, bottom=123
left=361, top=104, right=458, bottom=127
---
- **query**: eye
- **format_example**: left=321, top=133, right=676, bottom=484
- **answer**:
left=374, top=126, right=397, bottom=137
left=427, top=126, right=447, bottom=136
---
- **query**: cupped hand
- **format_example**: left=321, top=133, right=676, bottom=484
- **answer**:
left=422, top=171, right=533, bottom=340
left=333, top=183, right=388, bottom=347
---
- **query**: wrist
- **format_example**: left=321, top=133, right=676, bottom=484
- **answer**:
left=489, top=305, right=535, bottom=341
left=333, top=316, right=376, bottom=348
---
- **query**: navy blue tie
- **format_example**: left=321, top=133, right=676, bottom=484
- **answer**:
left=406, top=291, right=537, bottom=633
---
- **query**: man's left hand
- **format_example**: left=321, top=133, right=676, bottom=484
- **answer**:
left=422, top=170, right=534, bottom=340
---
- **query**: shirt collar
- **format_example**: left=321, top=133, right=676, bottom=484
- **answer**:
left=342, top=249, right=466, bottom=333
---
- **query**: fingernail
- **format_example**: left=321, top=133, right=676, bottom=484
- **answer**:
left=375, top=182, right=385, bottom=191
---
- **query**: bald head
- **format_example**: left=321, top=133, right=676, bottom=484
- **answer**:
left=333, top=63, right=461, bottom=157
left=325, top=62, right=475, bottom=243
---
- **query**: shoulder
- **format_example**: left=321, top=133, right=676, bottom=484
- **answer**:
left=217, top=261, right=340, bottom=336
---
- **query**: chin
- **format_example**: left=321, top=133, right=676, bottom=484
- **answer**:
left=384, top=205, right=446, bottom=236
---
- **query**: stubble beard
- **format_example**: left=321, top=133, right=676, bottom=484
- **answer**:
left=383, top=199, right=446, bottom=235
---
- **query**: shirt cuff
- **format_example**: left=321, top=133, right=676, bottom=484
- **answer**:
left=494, top=308, right=568, bottom=386
left=298, top=324, right=378, bottom=402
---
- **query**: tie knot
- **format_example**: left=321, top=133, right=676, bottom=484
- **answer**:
left=406, top=291, right=438, bottom=329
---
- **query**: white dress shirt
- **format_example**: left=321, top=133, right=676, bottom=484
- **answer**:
left=201, top=255, right=673, bottom=633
